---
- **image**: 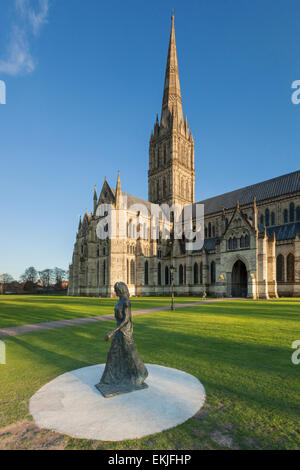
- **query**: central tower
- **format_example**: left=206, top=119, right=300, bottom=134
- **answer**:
left=148, top=13, right=195, bottom=207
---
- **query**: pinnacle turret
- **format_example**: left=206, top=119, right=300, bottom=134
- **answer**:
left=115, top=170, right=122, bottom=209
left=93, top=184, right=98, bottom=214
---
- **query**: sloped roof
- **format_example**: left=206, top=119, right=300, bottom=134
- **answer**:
left=122, top=193, right=153, bottom=211
left=266, top=222, right=300, bottom=241
left=203, top=238, right=216, bottom=250
left=192, top=237, right=216, bottom=253
left=194, top=170, right=300, bottom=216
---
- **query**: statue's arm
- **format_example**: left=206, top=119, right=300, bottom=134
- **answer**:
left=104, top=301, right=130, bottom=341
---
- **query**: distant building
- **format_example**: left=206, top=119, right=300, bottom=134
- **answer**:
left=61, top=281, right=69, bottom=290
left=68, top=14, right=300, bottom=298
left=0, top=281, right=23, bottom=295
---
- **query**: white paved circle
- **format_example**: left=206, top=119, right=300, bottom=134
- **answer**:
left=29, top=364, right=206, bottom=441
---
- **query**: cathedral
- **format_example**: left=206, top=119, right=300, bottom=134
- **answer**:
left=68, top=14, right=300, bottom=299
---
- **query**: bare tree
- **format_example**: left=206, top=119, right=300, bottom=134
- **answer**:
left=0, top=273, right=14, bottom=294
left=53, top=267, right=68, bottom=288
left=20, top=267, right=38, bottom=284
left=38, top=269, right=54, bottom=288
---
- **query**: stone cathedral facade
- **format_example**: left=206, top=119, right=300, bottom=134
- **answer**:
left=68, top=14, right=300, bottom=299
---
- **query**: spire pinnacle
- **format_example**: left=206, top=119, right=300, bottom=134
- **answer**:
left=115, top=170, right=122, bottom=208
left=161, top=12, right=183, bottom=127
left=93, top=185, right=98, bottom=215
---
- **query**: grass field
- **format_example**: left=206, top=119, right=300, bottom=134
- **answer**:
left=0, top=298, right=299, bottom=450
left=0, top=295, right=202, bottom=329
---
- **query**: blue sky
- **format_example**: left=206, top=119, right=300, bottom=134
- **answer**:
left=0, top=0, right=300, bottom=280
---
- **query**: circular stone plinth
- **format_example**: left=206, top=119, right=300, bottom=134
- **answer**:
left=29, top=364, right=205, bottom=441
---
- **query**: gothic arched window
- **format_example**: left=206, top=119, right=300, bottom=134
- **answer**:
left=194, top=263, right=198, bottom=284
left=260, top=214, right=264, bottom=226
left=276, top=254, right=284, bottom=282
left=158, top=262, right=161, bottom=285
left=290, top=203, right=295, bottom=222
left=127, top=220, right=131, bottom=238
left=130, top=260, right=135, bottom=284
left=271, top=212, right=275, bottom=226
left=287, top=253, right=295, bottom=282
left=233, top=237, right=238, bottom=249
left=245, top=234, right=250, bottom=248
left=265, top=208, right=270, bottom=227
left=200, top=262, right=203, bottom=284
left=179, top=264, right=184, bottom=285
left=144, top=261, right=149, bottom=285
left=210, top=261, right=216, bottom=285
left=103, top=261, right=106, bottom=285
left=240, top=235, right=245, bottom=248
left=205, top=227, right=208, bottom=238
left=97, top=261, right=99, bottom=287
left=163, top=178, right=167, bottom=198
left=283, top=209, right=288, bottom=224
left=127, top=259, right=129, bottom=284
left=208, top=223, right=212, bottom=238
left=165, top=266, right=169, bottom=285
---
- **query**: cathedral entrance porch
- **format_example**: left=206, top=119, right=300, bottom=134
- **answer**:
left=231, top=260, right=248, bottom=298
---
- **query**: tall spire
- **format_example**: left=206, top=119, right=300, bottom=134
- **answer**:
left=161, top=12, right=183, bottom=127
left=148, top=13, right=195, bottom=208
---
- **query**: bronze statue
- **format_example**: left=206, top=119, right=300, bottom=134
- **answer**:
left=96, top=282, right=148, bottom=397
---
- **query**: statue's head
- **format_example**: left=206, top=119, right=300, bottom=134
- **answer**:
left=114, top=282, right=130, bottom=298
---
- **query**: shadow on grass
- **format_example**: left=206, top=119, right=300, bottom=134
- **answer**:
left=2, top=310, right=300, bottom=449
left=180, top=302, right=300, bottom=323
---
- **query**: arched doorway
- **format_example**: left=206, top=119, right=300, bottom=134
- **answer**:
left=231, top=260, right=248, bottom=297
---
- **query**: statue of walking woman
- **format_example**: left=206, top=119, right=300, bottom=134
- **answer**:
left=96, top=282, right=148, bottom=397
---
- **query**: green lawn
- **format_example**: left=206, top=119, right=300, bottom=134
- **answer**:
left=0, top=295, right=202, bottom=329
left=0, top=299, right=299, bottom=450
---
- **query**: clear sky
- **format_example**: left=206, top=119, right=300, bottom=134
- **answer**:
left=0, top=0, right=300, bottom=280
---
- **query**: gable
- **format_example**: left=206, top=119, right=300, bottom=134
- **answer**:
left=98, top=180, right=115, bottom=205
left=224, top=207, right=253, bottom=239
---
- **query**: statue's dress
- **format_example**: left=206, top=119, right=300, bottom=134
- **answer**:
left=97, top=298, right=148, bottom=397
